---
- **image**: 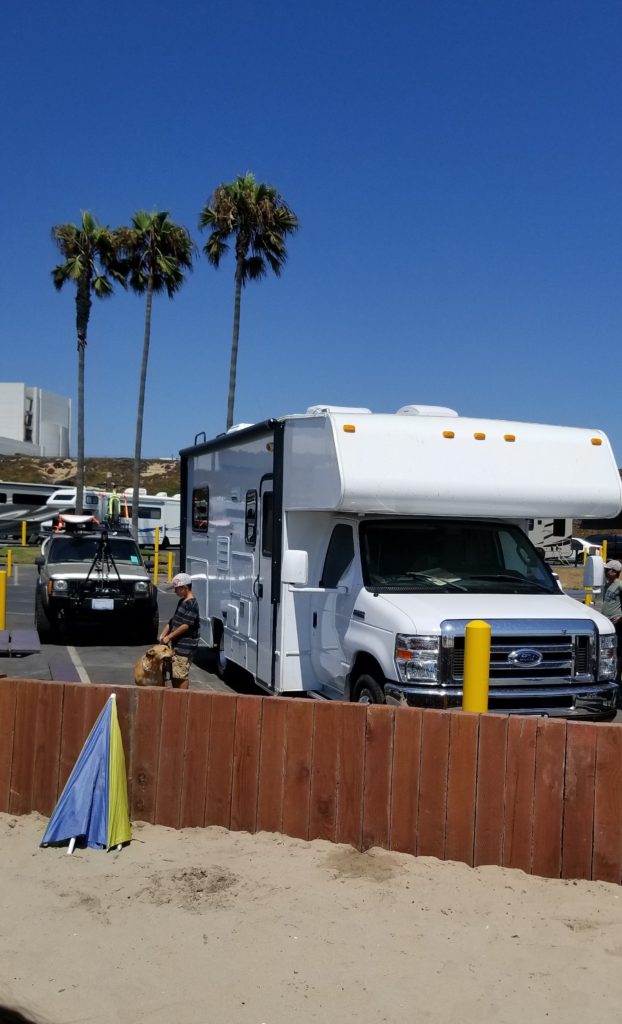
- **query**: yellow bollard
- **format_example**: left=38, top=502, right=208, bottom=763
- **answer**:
left=6, top=550, right=12, bottom=578
left=21, top=520, right=27, bottom=546
left=167, top=551, right=173, bottom=582
left=153, top=527, right=160, bottom=586
left=0, top=570, right=6, bottom=630
left=602, top=540, right=608, bottom=563
left=462, top=619, right=491, bottom=713
left=585, top=592, right=593, bottom=606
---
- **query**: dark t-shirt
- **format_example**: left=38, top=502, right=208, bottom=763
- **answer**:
left=169, top=597, right=200, bottom=658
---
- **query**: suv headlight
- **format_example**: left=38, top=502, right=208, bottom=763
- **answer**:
left=52, top=579, right=68, bottom=593
left=395, top=634, right=440, bottom=683
left=134, top=580, right=149, bottom=595
left=599, top=634, right=617, bottom=680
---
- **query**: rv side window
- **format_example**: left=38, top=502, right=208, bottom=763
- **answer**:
left=261, top=492, right=273, bottom=557
left=245, top=490, right=257, bottom=546
left=125, top=506, right=162, bottom=519
left=0, top=493, right=6, bottom=503
left=192, top=487, right=209, bottom=532
left=553, top=519, right=566, bottom=537
left=320, top=525, right=355, bottom=588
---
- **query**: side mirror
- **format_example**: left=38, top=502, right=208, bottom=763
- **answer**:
left=282, top=549, right=309, bottom=586
left=584, top=554, right=604, bottom=589
left=34, top=556, right=45, bottom=570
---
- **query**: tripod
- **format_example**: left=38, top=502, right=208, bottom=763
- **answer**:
left=82, top=529, right=122, bottom=595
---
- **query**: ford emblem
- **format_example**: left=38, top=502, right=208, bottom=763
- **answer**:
left=508, top=648, right=543, bottom=667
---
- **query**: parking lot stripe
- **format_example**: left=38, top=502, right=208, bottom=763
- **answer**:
left=66, top=646, right=91, bottom=684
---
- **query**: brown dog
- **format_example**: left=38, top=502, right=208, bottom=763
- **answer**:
left=134, top=644, right=173, bottom=687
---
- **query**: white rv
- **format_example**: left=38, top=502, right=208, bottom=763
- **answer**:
left=39, top=487, right=180, bottom=547
left=115, top=490, right=181, bottom=548
left=180, top=405, right=622, bottom=719
left=528, top=517, right=573, bottom=562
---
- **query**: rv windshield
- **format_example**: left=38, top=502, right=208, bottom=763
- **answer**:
left=359, top=518, right=558, bottom=595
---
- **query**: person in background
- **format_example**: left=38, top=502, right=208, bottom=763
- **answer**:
left=159, top=572, right=199, bottom=689
left=601, top=559, right=622, bottom=682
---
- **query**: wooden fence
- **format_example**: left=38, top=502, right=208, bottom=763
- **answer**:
left=1, top=678, right=621, bottom=883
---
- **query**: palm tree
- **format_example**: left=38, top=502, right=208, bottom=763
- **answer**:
left=116, top=211, right=194, bottom=538
left=199, top=173, right=299, bottom=429
left=51, top=212, right=122, bottom=513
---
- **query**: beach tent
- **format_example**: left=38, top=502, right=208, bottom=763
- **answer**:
left=41, top=693, right=131, bottom=853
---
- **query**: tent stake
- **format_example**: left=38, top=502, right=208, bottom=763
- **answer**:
left=67, top=837, right=76, bottom=856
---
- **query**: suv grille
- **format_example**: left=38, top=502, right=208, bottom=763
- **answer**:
left=68, top=579, right=135, bottom=599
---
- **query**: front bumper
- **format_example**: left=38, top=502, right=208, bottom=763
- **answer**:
left=384, top=680, right=619, bottom=719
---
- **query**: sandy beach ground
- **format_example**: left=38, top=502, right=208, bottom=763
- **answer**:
left=1, top=813, right=622, bottom=1024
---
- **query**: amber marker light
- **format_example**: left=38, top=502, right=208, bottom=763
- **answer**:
left=474, top=432, right=486, bottom=440
left=504, top=434, right=516, bottom=442
left=442, top=430, right=455, bottom=438
left=395, top=646, right=414, bottom=660
left=591, top=438, right=602, bottom=446
left=343, top=424, right=356, bottom=433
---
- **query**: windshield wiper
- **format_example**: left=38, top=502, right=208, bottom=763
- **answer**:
left=466, top=573, right=554, bottom=593
left=400, top=572, right=467, bottom=592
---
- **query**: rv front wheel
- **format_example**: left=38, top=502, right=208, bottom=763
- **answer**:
left=214, top=633, right=231, bottom=682
left=352, top=673, right=385, bottom=705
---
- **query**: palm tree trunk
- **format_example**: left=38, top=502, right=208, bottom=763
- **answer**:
left=132, top=276, right=153, bottom=540
left=226, top=262, right=243, bottom=430
left=75, top=280, right=91, bottom=514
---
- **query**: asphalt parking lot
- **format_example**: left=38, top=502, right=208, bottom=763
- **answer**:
left=0, top=563, right=239, bottom=693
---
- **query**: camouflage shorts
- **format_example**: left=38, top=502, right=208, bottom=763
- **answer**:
left=171, top=654, right=191, bottom=681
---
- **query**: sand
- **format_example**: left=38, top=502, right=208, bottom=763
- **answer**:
left=1, top=813, right=622, bottom=1024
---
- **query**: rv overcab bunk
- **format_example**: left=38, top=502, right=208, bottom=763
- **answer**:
left=180, top=404, right=622, bottom=720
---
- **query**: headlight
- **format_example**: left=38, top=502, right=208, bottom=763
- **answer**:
left=52, top=579, right=68, bottom=592
left=395, top=634, right=440, bottom=683
left=598, top=634, right=617, bottom=680
left=134, top=580, right=149, bottom=594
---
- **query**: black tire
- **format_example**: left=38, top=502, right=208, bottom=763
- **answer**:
left=35, top=589, right=55, bottom=643
left=138, top=609, right=160, bottom=645
left=214, top=632, right=232, bottom=682
left=352, top=672, right=385, bottom=705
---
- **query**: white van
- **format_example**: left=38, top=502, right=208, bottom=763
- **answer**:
left=180, top=404, right=622, bottom=719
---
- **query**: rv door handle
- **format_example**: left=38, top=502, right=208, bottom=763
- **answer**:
left=253, top=577, right=263, bottom=598
left=312, top=612, right=317, bottom=628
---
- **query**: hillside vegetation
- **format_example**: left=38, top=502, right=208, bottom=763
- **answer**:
left=0, top=455, right=180, bottom=495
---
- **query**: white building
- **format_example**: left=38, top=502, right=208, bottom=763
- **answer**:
left=0, top=383, right=72, bottom=457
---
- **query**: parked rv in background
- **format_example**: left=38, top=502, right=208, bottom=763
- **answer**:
left=527, top=517, right=573, bottom=562
left=0, top=480, right=64, bottom=540
left=41, top=487, right=181, bottom=547
left=181, top=404, right=622, bottom=720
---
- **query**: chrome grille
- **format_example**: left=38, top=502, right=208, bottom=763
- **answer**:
left=449, top=633, right=592, bottom=684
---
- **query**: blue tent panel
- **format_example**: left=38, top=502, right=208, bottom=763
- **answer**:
left=41, top=700, right=111, bottom=850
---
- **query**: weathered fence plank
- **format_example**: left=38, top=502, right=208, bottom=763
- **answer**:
left=230, top=696, right=263, bottom=834
left=474, top=714, right=508, bottom=867
left=445, top=712, right=479, bottom=866
left=389, top=707, right=422, bottom=856
left=417, top=710, right=451, bottom=859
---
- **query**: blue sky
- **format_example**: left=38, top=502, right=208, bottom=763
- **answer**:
left=0, top=0, right=620, bottom=459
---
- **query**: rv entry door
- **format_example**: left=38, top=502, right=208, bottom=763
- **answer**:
left=255, top=479, right=275, bottom=687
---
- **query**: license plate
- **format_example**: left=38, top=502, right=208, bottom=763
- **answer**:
left=91, top=598, right=114, bottom=611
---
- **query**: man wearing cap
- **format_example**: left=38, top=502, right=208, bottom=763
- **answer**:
left=602, top=560, right=622, bottom=682
left=159, top=573, right=200, bottom=689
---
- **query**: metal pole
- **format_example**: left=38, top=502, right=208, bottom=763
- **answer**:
left=0, top=570, right=6, bottom=630
left=6, top=550, right=12, bottom=578
left=153, top=527, right=159, bottom=586
left=462, top=619, right=491, bottom=713
left=167, top=551, right=173, bottom=582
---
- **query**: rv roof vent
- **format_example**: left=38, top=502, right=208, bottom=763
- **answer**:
left=226, top=423, right=253, bottom=433
left=396, top=405, right=459, bottom=417
left=172, top=493, right=180, bottom=500
left=155, top=491, right=167, bottom=498
left=306, top=405, right=372, bottom=416
left=124, top=487, right=147, bottom=495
